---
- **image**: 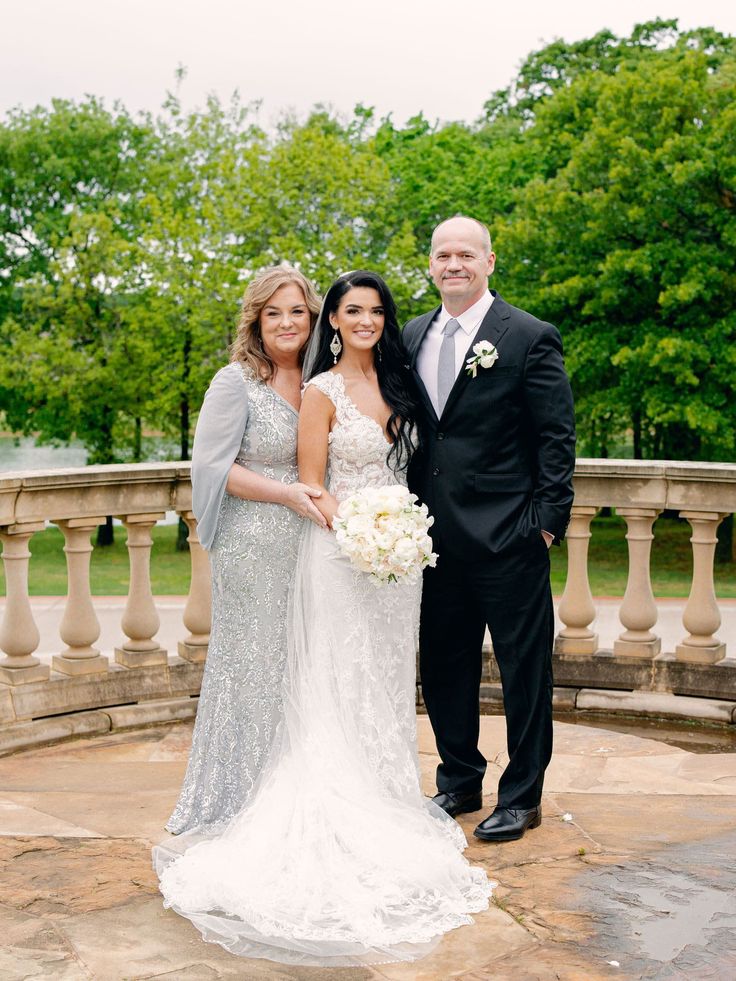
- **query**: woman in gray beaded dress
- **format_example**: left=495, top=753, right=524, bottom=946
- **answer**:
left=166, top=265, right=324, bottom=834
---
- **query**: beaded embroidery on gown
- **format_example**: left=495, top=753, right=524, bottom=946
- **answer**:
left=154, top=371, right=493, bottom=965
left=166, top=362, right=302, bottom=834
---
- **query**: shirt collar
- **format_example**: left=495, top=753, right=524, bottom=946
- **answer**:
left=437, top=289, right=494, bottom=335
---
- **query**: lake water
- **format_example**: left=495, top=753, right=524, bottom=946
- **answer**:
left=0, top=436, right=181, bottom=524
left=0, top=436, right=88, bottom=472
left=0, top=434, right=183, bottom=473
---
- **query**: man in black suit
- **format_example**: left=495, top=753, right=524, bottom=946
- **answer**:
left=404, top=215, right=576, bottom=841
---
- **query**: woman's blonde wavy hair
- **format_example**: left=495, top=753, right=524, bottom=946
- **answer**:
left=230, top=265, right=321, bottom=380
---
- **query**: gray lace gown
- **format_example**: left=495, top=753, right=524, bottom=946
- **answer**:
left=166, top=361, right=302, bottom=834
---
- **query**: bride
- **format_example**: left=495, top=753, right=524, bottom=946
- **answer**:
left=154, top=271, right=493, bottom=966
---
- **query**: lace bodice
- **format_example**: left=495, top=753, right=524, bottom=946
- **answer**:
left=234, top=364, right=299, bottom=476
left=306, top=371, right=403, bottom=502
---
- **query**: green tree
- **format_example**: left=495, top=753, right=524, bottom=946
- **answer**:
left=133, top=90, right=269, bottom=464
left=495, top=24, right=736, bottom=459
left=373, top=115, right=529, bottom=317
left=2, top=211, right=155, bottom=463
left=250, top=108, right=425, bottom=311
left=0, top=98, right=155, bottom=462
left=3, top=26, right=735, bottom=475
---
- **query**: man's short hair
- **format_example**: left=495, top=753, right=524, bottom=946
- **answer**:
left=430, top=215, right=493, bottom=256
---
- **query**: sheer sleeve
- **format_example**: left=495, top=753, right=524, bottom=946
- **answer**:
left=191, top=363, right=249, bottom=550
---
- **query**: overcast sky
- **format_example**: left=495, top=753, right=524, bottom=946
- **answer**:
left=2, top=1, right=735, bottom=127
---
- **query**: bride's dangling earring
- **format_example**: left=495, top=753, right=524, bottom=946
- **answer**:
left=376, top=342, right=382, bottom=363
left=330, top=329, right=342, bottom=364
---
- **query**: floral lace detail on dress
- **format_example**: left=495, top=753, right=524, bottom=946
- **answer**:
left=166, top=365, right=301, bottom=834
left=306, top=371, right=402, bottom=502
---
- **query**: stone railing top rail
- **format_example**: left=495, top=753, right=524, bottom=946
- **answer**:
left=571, top=459, right=736, bottom=511
left=1, top=459, right=735, bottom=527
left=574, top=458, right=736, bottom=478
left=0, top=461, right=191, bottom=486
left=0, top=462, right=193, bottom=527
left=3, top=459, right=734, bottom=484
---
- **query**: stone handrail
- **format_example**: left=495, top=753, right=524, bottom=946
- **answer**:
left=539, top=460, right=736, bottom=722
left=0, top=460, right=735, bottom=749
left=559, top=460, right=735, bottom=661
left=0, top=464, right=209, bottom=745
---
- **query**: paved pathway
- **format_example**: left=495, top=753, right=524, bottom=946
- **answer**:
left=1, top=715, right=736, bottom=979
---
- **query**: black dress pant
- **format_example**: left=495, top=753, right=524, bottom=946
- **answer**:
left=419, top=540, right=554, bottom=809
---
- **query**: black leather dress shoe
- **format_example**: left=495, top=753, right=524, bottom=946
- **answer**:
left=431, top=790, right=483, bottom=817
left=473, top=806, right=541, bottom=842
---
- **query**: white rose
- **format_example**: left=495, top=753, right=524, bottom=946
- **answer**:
left=346, top=513, right=374, bottom=538
left=372, top=531, right=395, bottom=551
left=466, top=340, right=499, bottom=375
left=393, top=537, right=418, bottom=567
left=479, top=349, right=499, bottom=368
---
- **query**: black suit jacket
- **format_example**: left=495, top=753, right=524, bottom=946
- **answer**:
left=404, top=292, right=576, bottom=560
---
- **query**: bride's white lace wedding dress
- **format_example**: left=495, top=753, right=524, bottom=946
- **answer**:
left=153, top=371, right=493, bottom=966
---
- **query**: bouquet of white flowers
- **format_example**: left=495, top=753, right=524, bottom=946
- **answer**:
left=333, top=485, right=438, bottom=586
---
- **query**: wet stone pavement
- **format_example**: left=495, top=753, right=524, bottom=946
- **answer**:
left=1, top=714, right=735, bottom=980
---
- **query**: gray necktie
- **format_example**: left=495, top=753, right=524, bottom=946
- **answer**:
left=437, top=318, right=461, bottom=413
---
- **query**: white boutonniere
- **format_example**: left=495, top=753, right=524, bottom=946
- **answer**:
left=465, top=340, right=499, bottom=378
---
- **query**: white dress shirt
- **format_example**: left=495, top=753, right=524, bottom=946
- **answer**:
left=416, top=290, right=494, bottom=416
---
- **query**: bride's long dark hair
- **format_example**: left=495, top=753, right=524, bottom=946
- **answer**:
left=305, top=270, right=418, bottom=473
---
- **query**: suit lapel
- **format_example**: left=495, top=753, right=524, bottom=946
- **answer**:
left=439, top=292, right=512, bottom=421
left=408, top=307, right=440, bottom=368
left=408, top=306, right=441, bottom=422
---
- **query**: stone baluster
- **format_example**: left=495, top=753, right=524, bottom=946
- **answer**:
left=52, top=518, right=109, bottom=676
left=675, top=511, right=728, bottom=664
left=115, top=513, right=168, bottom=667
left=555, top=506, right=599, bottom=655
left=613, top=508, right=662, bottom=659
left=177, top=510, right=211, bottom=663
left=0, top=523, right=49, bottom=685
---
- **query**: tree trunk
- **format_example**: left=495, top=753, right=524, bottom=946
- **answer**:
left=180, top=402, right=190, bottom=462
left=180, top=328, right=192, bottom=462
left=715, top=513, right=734, bottom=566
left=177, top=328, right=192, bottom=552
left=133, top=416, right=142, bottom=462
left=96, top=514, right=114, bottom=547
left=94, top=406, right=116, bottom=546
left=176, top=516, right=190, bottom=552
left=632, top=406, right=642, bottom=460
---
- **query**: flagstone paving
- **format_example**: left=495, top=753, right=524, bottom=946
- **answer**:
left=1, top=715, right=735, bottom=980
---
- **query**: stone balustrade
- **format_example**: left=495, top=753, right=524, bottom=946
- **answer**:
left=0, top=464, right=207, bottom=742
left=538, top=460, right=736, bottom=719
left=0, top=459, right=735, bottom=752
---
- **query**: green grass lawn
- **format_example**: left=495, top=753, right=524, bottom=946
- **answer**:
left=2, top=523, right=191, bottom=596
left=0, top=515, right=734, bottom=598
left=549, top=515, right=735, bottom=599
